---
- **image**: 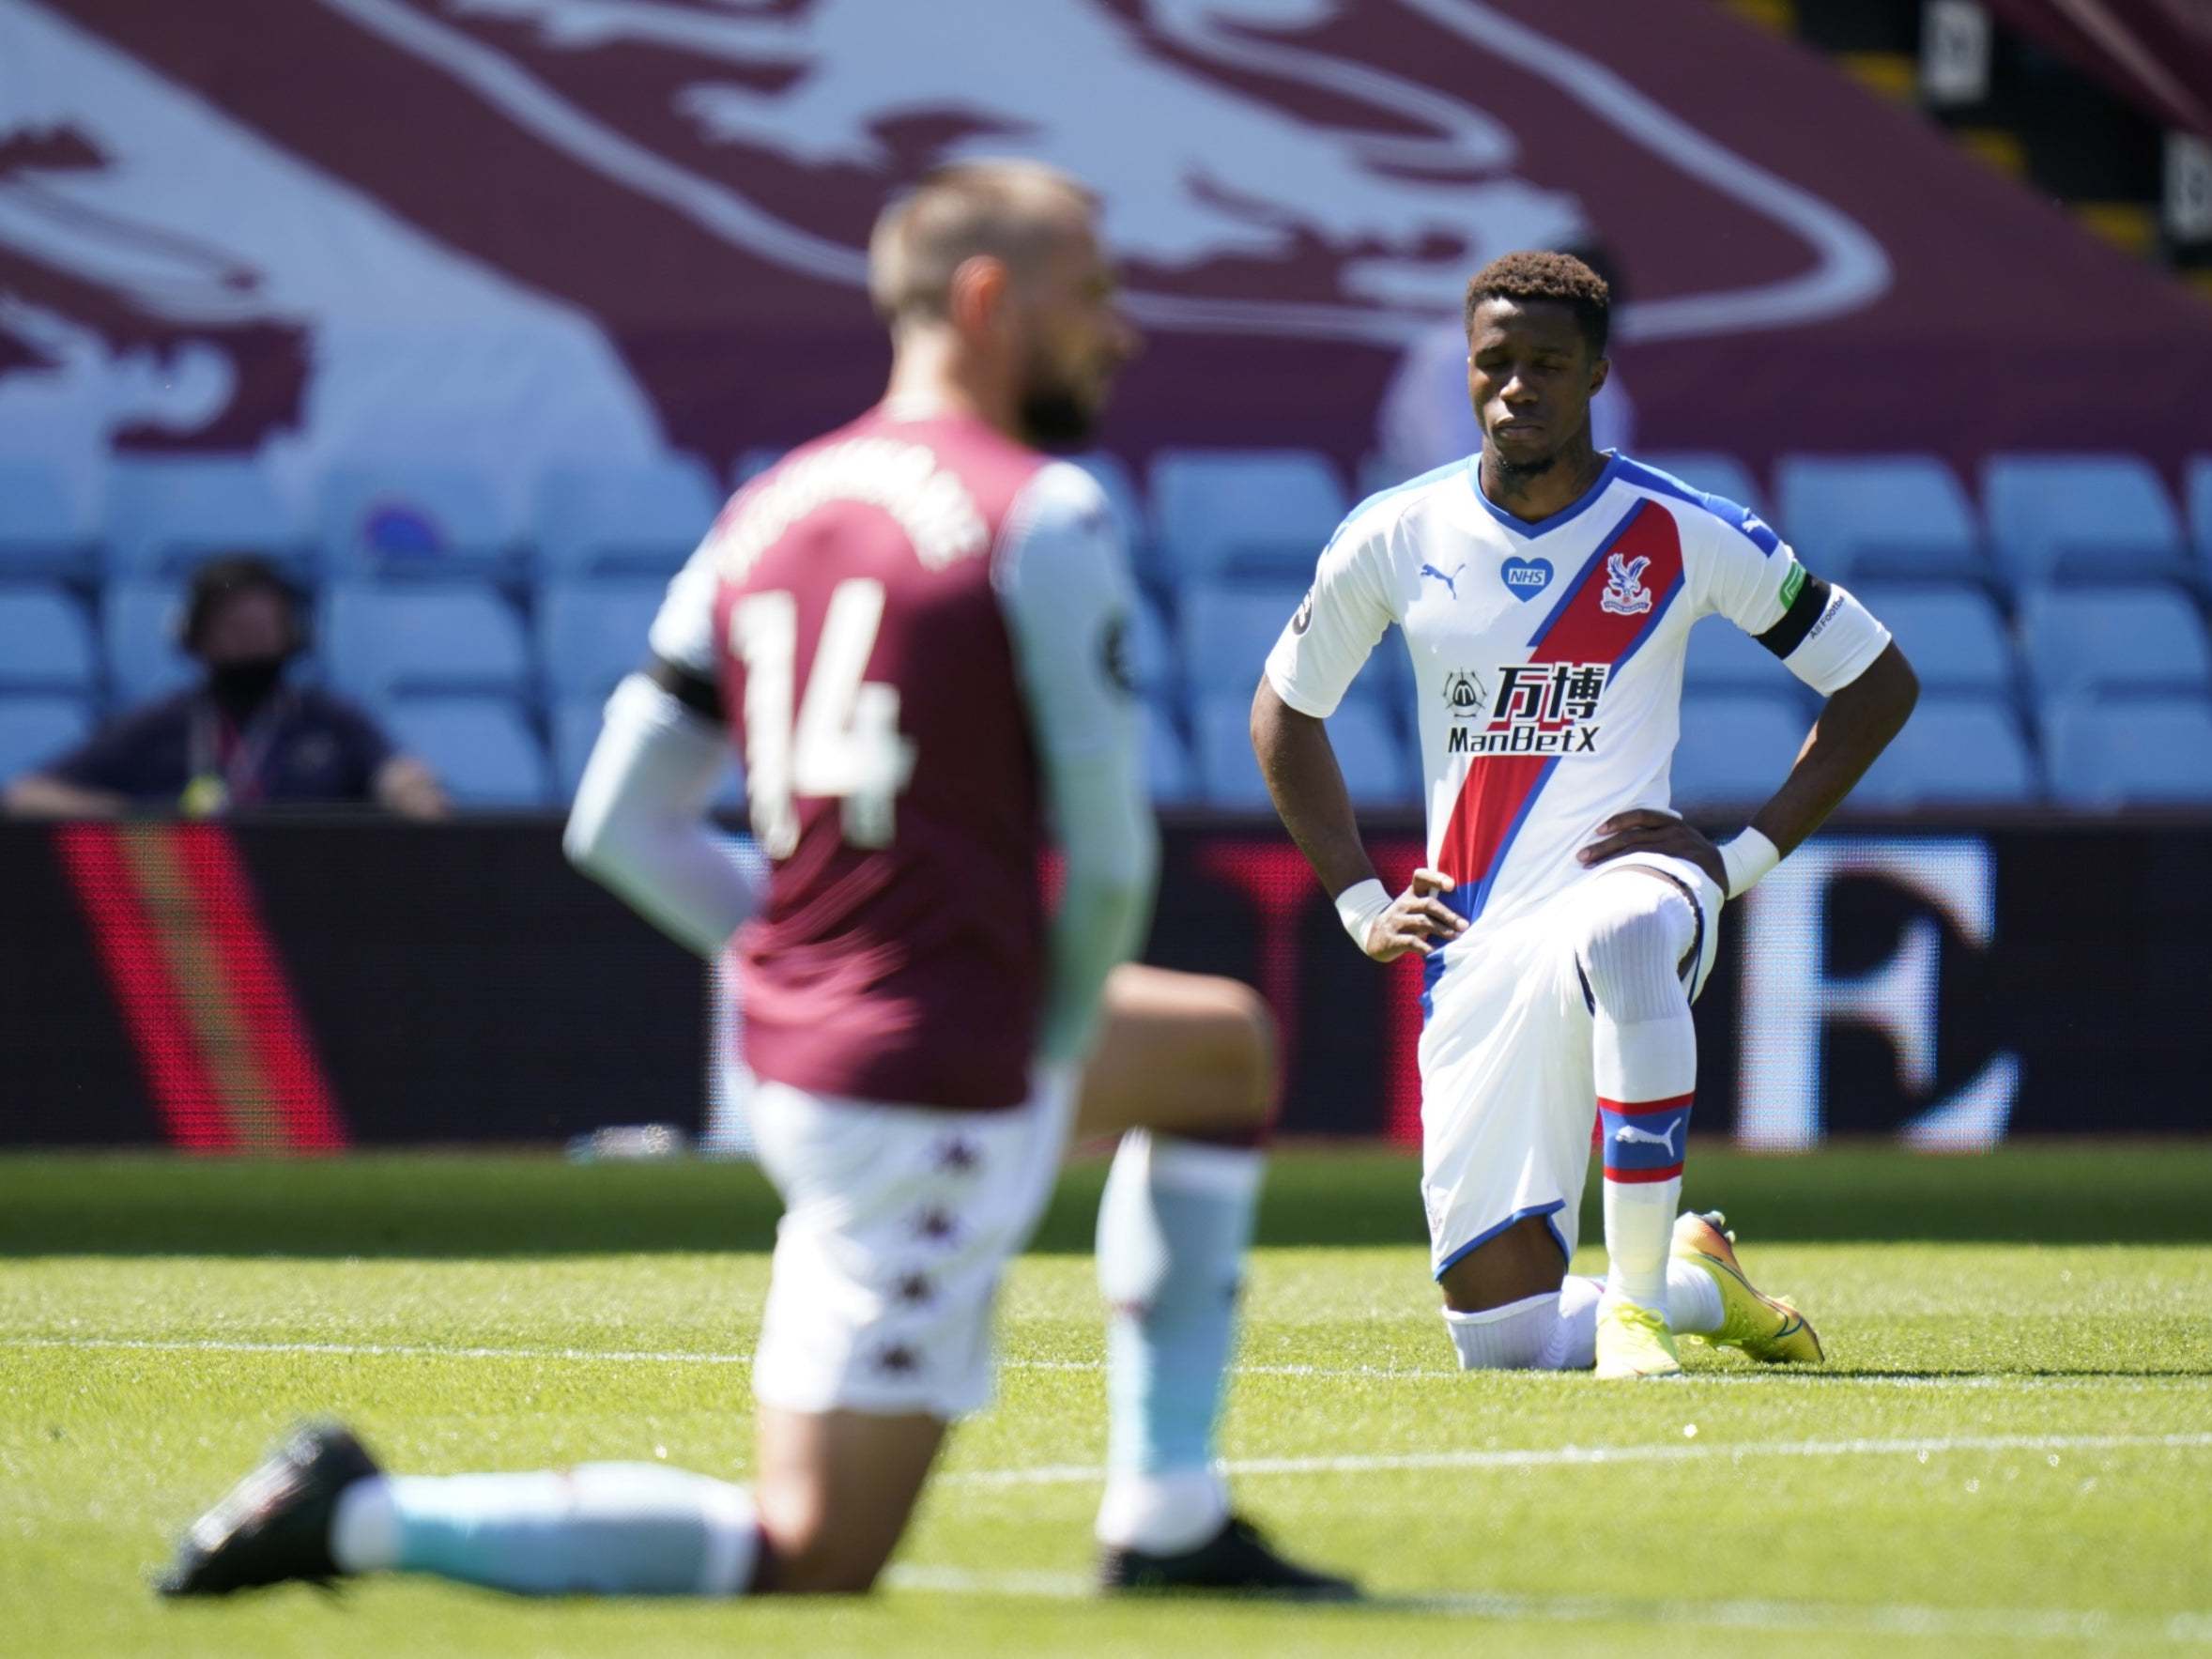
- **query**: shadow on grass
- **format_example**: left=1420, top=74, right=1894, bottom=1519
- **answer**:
left=0, top=1143, right=2208, bottom=1258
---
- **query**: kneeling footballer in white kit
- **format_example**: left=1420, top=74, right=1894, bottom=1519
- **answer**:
left=1253, top=252, right=1918, bottom=1379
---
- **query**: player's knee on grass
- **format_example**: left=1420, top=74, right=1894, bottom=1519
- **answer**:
left=1575, top=872, right=1697, bottom=1023
left=1436, top=1214, right=1568, bottom=1314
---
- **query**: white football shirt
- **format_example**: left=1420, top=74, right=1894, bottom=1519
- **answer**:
left=1266, top=452, right=1888, bottom=951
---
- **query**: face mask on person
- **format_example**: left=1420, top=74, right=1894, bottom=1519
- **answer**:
left=206, top=653, right=291, bottom=716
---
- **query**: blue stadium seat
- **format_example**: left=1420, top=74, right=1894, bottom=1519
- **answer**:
left=385, top=698, right=549, bottom=807
left=323, top=584, right=530, bottom=704
left=1682, top=614, right=1801, bottom=698
left=1179, top=581, right=1306, bottom=699
left=1847, top=695, right=2037, bottom=808
left=1149, top=450, right=1346, bottom=580
left=107, top=457, right=311, bottom=579
left=1671, top=694, right=1806, bottom=807
left=1636, top=452, right=1766, bottom=518
left=1140, top=700, right=1194, bottom=806
left=551, top=697, right=604, bottom=800
left=1982, top=453, right=2189, bottom=586
left=2045, top=695, right=2212, bottom=807
left=321, top=463, right=514, bottom=580
left=1192, top=692, right=1272, bottom=809
left=2020, top=588, right=2211, bottom=704
left=1326, top=700, right=1416, bottom=806
left=1773, top=454, right=1983, bottom=584
left=0, top=696, right=92, bottom=783
left=0, top=458, right=95, bottom=580
left=1853, top=584, right=2014, bottom=695
left=534, top=455, right=722, bottom=578
left=537, top=578, right=664, bottom=703
left=102, top=583, right=196, bottom=706
left=0, top=588, right=97, bottom=694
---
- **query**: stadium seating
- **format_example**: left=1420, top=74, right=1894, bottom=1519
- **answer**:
left=1982, top=453, right=2189, bottom=586
left=1670, top=693, right=1807, bottom=807
left=2045, top=695, right=2212, bottom=806
left=1325, top=700, right=1417, bottom=806
left=106, top=457, right=311, bottom=579
left=101, top=582, right=196, bottom=706
left=1682, top=613, right=1801, bottom=698
left=0, top=458, right=95, bottom=581
left=1635, top=452, right=1766, bottom=517
left=384, top=699, right=549, bottom=806
left=1178, top=580, right=1305, bottom=698
left=1847, top=695, right=2037, bottom=808
left=321, top=463, right=514, bottom=580
left=533, top=456, right=721, bottom=578
left=1140, top=702, right=1195, bottom=806
left=1149, top=450, right=1346, bottom=580
left=1192, top=691, right=1273, bottom=809
left=537, top=578, right=665, bottom=704
left=0, top=696, right=91, bottom=783
left=2020, top=588, right=2212, bottom=705
left=1853, top=584, right=2014, bottom=695
left=323, top=584, right=530, bottom=704
left=0, top=588, right=97, bottom=695
left=1773, top=455, right=1983, bottom=584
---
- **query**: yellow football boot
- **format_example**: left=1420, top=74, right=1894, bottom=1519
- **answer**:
left=1594, top=1300, right=1682, bottom=1379
left=1671, top=1210, right=1824, bottom=1364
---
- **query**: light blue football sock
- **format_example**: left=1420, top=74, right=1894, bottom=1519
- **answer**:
left=1095, top=1129, right=1263, bottom=1547
left=335, top=1463, right=758, bottom=1597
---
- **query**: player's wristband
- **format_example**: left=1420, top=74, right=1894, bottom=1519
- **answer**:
left=1718, top=828, right=1781, bottom=899
left=1333, top=878, right=1393, bottom=954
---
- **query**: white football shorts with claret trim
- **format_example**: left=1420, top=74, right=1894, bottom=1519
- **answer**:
left=748, top=1067, right=1077, bottom=1420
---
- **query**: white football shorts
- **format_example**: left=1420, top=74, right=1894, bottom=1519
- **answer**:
left=1419, top=853, right=1723, bottom=1280
left=748, top=1066, right=1078, bottom=1420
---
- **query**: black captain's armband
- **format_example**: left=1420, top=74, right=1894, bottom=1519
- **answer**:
left=645, top=653, right=726, bottom=723
left=1755, top=568, right=1832, bottom=659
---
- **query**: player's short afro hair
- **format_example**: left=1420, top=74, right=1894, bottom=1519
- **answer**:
left=1463, top=251, right=1611, bottom=358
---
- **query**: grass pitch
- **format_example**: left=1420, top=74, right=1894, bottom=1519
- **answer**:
left=3, top=1145, right=2209, bottom=1656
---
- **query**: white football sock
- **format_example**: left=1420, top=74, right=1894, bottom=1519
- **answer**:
left=1443, top=1291, right=1557, bottom=1370
left=1582, top=877, right=1699, bottom=1315
left=1534, top=1266, right=1722, bottom=1370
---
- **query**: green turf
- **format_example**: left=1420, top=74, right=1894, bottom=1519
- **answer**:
left=3, top=1147, right=2209, bottom=1656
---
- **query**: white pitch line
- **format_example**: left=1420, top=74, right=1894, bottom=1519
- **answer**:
left=884, top=1564, right=2212, bottom=1646
left=937, top=1429, right=2212, bottom=1488
left=7, top=1335, right=2209, bottom=1392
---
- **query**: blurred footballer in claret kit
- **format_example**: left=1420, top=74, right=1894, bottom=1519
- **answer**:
left=1254, top=251, right=1919, bottom=1379
left=160, top=161, right=1352, bottom=1602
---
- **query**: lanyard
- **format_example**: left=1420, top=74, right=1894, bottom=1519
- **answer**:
left=189, top=691, right=293, bottom=807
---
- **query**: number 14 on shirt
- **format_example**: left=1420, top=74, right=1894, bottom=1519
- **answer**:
left=730, top=578, right=917, bottom=858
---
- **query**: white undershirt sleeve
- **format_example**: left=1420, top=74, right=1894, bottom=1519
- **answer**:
left=996, top=464, right=1158, bottom=1067
left=562, top=674, right=761, bottom=958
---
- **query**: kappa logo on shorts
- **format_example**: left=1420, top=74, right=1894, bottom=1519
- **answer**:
left=1447, top=661, right=1610, bottom=756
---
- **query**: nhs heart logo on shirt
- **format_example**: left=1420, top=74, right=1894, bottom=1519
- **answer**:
left=1500, top=557, right=1553, bottom=600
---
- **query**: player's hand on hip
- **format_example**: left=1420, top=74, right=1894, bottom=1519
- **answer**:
left=1576, top=809, right=1726, bottom=892
left=1366, top=868, right=1468, bottom=963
